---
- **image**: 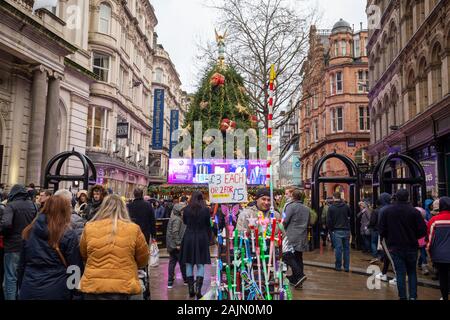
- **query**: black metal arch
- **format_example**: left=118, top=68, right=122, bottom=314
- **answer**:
left=311, top=152, right=361, bottom=249
left=372, top=153, right=426, bottom=207
left=43, top=149, right=97, bottom=191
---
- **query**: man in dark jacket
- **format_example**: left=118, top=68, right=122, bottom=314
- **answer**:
left=127, top=188, right=156, bottom=244
left=327, top=192, right=351, bottom=272
left=379, top=189, right=427, bottom=300
left=84, top=185, right=107, bottom=221
left=0, top=185, right=38, bottom=300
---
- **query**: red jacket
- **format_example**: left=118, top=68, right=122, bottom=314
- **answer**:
left=427, top=211, right=450, bottom=263
left=0, top=235, right=3, bottom=249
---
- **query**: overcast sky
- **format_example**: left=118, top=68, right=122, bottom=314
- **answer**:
left=151, top=0, right=368, bottom=93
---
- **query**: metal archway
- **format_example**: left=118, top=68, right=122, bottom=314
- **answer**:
left=43, top=149, right=97, bottom=191
left=372, top=153, right=426, bottom=207
left=311, top=152, right=361, bottom=250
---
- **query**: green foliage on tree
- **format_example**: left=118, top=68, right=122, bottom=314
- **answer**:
left=184, top=64, right=253, bottom=133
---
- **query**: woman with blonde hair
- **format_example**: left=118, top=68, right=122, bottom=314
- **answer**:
left=79, top=194, right=149, bottom=300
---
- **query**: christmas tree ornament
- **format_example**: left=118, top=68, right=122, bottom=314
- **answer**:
left=210, top=72, right=225, bottom=87
left=200, top=101, right=209, bottom=110
left=236, top=103, right=247, bottom=114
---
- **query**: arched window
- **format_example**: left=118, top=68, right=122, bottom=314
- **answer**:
left=418, top=58, right=428, bottom=112
left=154, top=68, right=164, bottom=83
left=407, top=70, right=417, bottom=119
left=416, top=0, right=425, bottom=27
left=431, top=43, right=443, bottom=103
left=404, top=0, right=414, bottom=41
left=99, top=3, right=112, bottom=34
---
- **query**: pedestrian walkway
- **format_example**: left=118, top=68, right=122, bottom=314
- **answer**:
left=151, top=245, right=442, bottom=300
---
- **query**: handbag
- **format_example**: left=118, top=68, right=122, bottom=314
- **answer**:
left=149, top=241, right=159, bottom=268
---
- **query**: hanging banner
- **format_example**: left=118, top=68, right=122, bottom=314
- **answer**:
left=169, top=109, right=179, bottom=157
left=208, top=172, right=248, bottom=204
left=152, top=89, right=165, bottom=150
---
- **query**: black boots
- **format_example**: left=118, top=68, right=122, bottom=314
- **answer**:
left=195, top=277, right=204, bottom=300
left=187, top=276, right=195, bottom=298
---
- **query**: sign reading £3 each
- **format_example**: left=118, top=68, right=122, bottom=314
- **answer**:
left=208, top=172, right=248, bottom=204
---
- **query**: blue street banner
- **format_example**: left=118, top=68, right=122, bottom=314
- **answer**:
left=169, top=109, right=179, bottom=157
left=152, top=89, right=165, bottom=150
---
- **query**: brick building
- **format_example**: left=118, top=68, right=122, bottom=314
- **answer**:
left=299, top=20, right=370, bottom=200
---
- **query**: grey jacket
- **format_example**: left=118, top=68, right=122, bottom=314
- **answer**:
left=283, top=201, right=310, bottom=252
left=236, top=204, right=281, bottom=233
left=166, top=203, right=187, bottom=252
left=358, top=208, right=371, bottom=236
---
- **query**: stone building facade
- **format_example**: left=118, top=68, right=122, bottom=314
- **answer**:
left=0, top=0, right=187, bottom=194
left=299, top=21, right=370, bottom=199
left=367, top=0, right=450, bottom=197
left=0, top=0, right=94, bottom=188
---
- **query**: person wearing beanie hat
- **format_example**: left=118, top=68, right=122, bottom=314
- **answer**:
left=236, top=188, right=280, bottom=233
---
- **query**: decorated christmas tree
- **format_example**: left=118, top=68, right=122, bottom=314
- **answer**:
left=183, top=31, right=258, bottom=150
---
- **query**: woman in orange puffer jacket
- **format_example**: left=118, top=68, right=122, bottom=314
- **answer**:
left=79, top=194, right=149, bottom=300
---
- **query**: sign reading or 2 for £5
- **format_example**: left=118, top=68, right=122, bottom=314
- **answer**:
left=208, top=172, right=248, bottom=204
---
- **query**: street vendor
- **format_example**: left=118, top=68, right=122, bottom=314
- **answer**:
left=236, top=188, right=281, bottom=234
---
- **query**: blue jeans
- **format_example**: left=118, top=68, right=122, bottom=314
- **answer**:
left=390, top=250, right=418, bottom=300
left=418, top=247, right=428, bottom=266
left=370, top=231, right=380, bottom=258
left=3, top=252, right=21, bottom=300
left=332, top=230, right=350, bottom=271
left=186, top=263, right=205, bottom=278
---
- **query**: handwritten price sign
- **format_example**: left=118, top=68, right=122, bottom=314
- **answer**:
left=208, top=172, right=248, bottom=204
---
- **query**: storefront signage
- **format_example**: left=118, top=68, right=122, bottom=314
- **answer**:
left=116, top=122, right=129, bottom=139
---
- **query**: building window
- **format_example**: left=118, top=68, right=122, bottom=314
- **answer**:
left=154, top=68, right=163, bottom=83
left=358, top=70, right=369, bottom=93
left=305, top=129, right=310, bottom=146
left=98, top=3, right=111, bottom=34
left=87, top=106, right=109, bottom=148
left=354, top=38, right=360, bottom=58
left=313, top=120, right=319, bottom=142
left=93, top=53, right=110, bottom=82
left=334, top=41, right=339, bottom=57
left=340, top=41, right=347, bottom=56
left=331, top=107, right=344, bottom=132
left=336, top=72, right=343, bottom=93
left=330, top=74, right=335, bottom=95
left=322, top=113, right=326, bottom=137
left=305, top=99, right=311, bottom=117
left=359, top=106, right=370, bottom=131
left=355, top=148, right=367, bottom=164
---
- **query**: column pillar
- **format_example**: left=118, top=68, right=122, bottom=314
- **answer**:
left=41, top=74, right=61, bottom=186
left=26, top=66, right=48, bottom=186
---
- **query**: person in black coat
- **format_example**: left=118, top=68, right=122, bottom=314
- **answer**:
left=84, top=185, right=107, bottom=221
left=17, top=195, right=83, bottom=300
left=179, top=192, right=211, bottom=299
left=127, top=188, right=156, bottom=244
left=0, top=184, right=38, bottom=300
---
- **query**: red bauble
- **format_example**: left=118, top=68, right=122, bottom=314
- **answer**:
left=220, top=118, right=236, bottom=132
left=210, top=72, right=225, bottom=87
left=250, top=115, right=258, bottom=123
